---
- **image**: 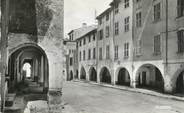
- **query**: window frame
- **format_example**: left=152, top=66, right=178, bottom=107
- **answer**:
left=124, top=16, right=130, bottom=32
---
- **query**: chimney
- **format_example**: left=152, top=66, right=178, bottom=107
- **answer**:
left=82, top=23, right=87, bottom=27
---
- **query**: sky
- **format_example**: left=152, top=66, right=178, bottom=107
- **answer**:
left=64, top=0, right=112, bottom=38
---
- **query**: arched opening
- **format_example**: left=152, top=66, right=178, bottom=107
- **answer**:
left=89, top=67, right=97, bottom=82
left=22, top=63, right=31, bottom=78
left=75, top=70, right=79, bottom=79
left=8, top=44, right=49, bottom=94
left=80, top=67, right=86, bottom=80
left=70, top=71, right=73, bottom=81
left=116, top=68, right=130, bottom=86
left=176, top=71, right=184, bottom=94
left=100, top=67, right=111, bottom=84
left=136, top=64, right=164, bottom=92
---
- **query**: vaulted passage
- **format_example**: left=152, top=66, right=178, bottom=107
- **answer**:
left=80, top=67, right=86, bottom=80
left=89, top=67, right=97, bottom=82
left=8, top=44, right=49, bottom=94
left=100, top=67, right=111, bottom=84
left=136, top=64, right=164, bottom=92
left=176, top=71, right=184, bottom=94
left=116, top=68, right=130, bottom=86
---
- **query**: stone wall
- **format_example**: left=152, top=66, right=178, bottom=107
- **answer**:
left=7, top=0, right=65, bottom=111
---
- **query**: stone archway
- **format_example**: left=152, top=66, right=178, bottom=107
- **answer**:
left=116, top=67, right=130, bottom=86
left=135, top=64, right=164, bottom=92
left=89, top=67, right=97, bottom=82
left=80, top=66, right=86, bottom=80
left=176, top=71, right=184, bottom=94
left=8, top=44, right=49, bottom=93
left=100, top=67, right=111, bottom=84
left=70, top=71, right=73, bottom=81
left=75, top=70, right=79, bottom=79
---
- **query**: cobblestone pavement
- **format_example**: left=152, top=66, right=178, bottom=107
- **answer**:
left=62, top=81, right=184, bottom=113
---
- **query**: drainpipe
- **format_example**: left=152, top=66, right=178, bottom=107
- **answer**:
left=112, top=0, right=116, bottom=85
left=131, top=0, right=135, bottom=88
left=165, top=0, right=168, bottom=66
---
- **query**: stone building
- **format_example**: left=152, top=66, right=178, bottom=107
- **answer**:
left=65, top=24, right=97, bottom=81
left=77, top=27, right=97, bottom=81
left=96, top=0, right=133, bottom=86
left=67, top=0, right=184, bottom=95
left=132, top=0, right=184, bottom=94
left=1, top=0, right=65, bottom=112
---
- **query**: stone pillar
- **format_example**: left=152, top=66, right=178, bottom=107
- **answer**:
left=112, top=69, right=116, bottom=85
left=40, top=56, right=44, bottom=85
left=36, top=0, right=64, bottom=112
left=131, top=71, right=137, bottom=88
left=35, top=59, right=38, bottom=82
left=44, top=58, right=48, bottom=90
left=164, top=76, right=174, bottom=94
left=97, top=68, right=101, bottom=83
left=31, top=60, right=34, bottom=80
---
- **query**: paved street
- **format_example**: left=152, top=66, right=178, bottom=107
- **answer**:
left=62, top=82, right=184, bottom=113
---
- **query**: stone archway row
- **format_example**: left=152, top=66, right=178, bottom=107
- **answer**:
left=77, top=63, right=184, bottom=94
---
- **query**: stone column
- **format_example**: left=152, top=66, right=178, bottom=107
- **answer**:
left=35, top=59, right=38, bottom=82
left=131, top=70, right=137, bottom=88
left=44, top=58, right=48, bottom=91
left=39, top=56, right=44, bottom=85
left=164, top=76, right=174, bottom=94
left=36, top=0, right=64, bottom=112
left=112, top=69, right=116, bottom=85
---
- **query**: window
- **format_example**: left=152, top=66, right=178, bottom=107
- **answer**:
left=154, top=3, right=161, bottom=21
left=76, top=42, right=78, bottom=48
left=99, top=30, right=103, bottom=40
left=136, top=12, right=142, bottom=27
left=99, top=19, right=102, bottom=25
left=70, top=58, right=73, bottom=66
left=83, top=50, right=86, bottom=60
left=154, top=35, right=161, bottom=54
left=93, top=34, right=96, bottom=41
left=115, top=22, right=119, bottom=35
left=83, top=38, right=86, bottom=45
left=115, top=45, right=119, bottom=60
left=79, top=40, right=82, bottom=47
left=106, top=26, right=110, bottom=37
left=88, top=35, right=91, bottom=43
left=125, top=0, right=129, bottom=8
left=69, top=49, right=71, bottom=54
left=136, top=40, right=142, bottom=55
left=106, top=13, right=109, bottom=21
left=115, top=3, right=119, bottom=14
left=106, top=45, right=110, bottom=59
left=88, top=49, right=91, bottom=60
left=93, top=48, right=96, bottom=59
left=99, top=48, right=103, bottom=60
left=70, top=34, right=73, bottom=41
left=177, top=0, right=184, bottom=17
left=124, top=16, right=130, bottom=32
left=177, top=30, right=184, bottom=53
left=124, top=43, right=129, bottom=58
left=79, top=51, right=82, bottom=61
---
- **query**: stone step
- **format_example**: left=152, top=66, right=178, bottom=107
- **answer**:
left=5, top=94, right=16, bottom=107
left=4, top=107, right=21, bottom=113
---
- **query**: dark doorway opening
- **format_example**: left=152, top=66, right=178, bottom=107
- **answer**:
left=80, top=67, right=86, bottom=80
left=89, top=67, right=97, bottom=82
left=136, top=64, right=164, bottom=92
left=116, top=68, right=130, bottom=86
left=100, top=67, right=111, bottom=84
left=176, top=71, right=184, bottom=94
